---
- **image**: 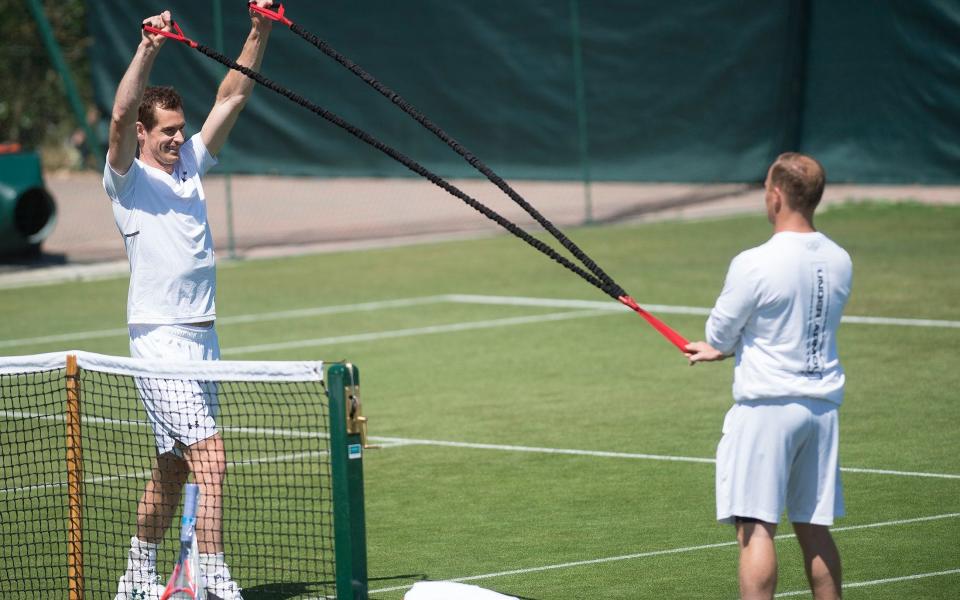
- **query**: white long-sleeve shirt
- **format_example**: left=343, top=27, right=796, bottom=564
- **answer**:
left=103, top=134, right=218, bottom=325
left=706, top=231, right=853, bottom=405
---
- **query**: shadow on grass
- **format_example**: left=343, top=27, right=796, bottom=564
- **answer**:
left=241, top=582, right=325, bottom=600
left=241, top=574, right=426, bottom=599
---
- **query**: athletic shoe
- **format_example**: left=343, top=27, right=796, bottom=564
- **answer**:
left=113, top=569, right=162, bottom=600
left=207, top=574, right=244, bottom=600
left=201, top=552, right=243, bottom=600
left=114, top=537, right=163, bottom=600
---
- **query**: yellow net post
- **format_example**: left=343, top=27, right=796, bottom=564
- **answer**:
left=65, top=354, right=84, bottom=600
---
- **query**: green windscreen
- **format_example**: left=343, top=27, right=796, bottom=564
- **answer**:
left=87, top=0, right=960, bottom=183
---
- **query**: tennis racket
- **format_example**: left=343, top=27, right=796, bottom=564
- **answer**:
left=161, top=483, right=206, bottom=599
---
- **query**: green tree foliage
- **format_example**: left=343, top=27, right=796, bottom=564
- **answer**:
left=0, top=0, right=94, bottom=169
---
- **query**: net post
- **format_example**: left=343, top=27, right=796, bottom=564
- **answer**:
left=65, top=354, right=84, bottom=600
left=328, top=363, right=369, bottom=599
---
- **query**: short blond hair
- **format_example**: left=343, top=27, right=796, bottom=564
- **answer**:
left=769, top=153, right=825, bottom=213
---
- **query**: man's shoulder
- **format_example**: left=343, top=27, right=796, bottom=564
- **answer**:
left=103, top=156, right=147, bottom=201
left=731, top=242, right=770, bottom=265
left=726, top=239, right=790, bottom=282
left=818, top=232, right=851, bottom=257
left=180, top=133, right=216, bottom=176
left=802, top=232, right=852, bottom=268
left=104, top=154, right=142, bottom=177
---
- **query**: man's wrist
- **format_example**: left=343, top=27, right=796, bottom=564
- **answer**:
left=249, top=23, right=272, bottom=38
left=138, top=38, right=163, bottom=56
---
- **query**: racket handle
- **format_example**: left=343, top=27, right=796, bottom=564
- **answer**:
left=180, top=483, right=200, bottom=543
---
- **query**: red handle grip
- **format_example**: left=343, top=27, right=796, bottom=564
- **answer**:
left=248, top=2, right=292, bottom=27
left=142, top=21, right=197, bottom=48
left=618, top=295, right=690, bottom=353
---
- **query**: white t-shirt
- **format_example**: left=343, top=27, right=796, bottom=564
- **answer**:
left=103, top=134, right=218, bottom=325
left=706, top=231, right=853, bottom=405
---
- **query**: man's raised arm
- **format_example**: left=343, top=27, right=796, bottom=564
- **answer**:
left=200, top=1, right=274, bottom=156
left=107, top=11, right=172, bottom=174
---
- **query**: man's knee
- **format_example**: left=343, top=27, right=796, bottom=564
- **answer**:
left=793, top=522, right=838, bottom=553
left=153, top=452, right=190, bottom=487
left=184, top=434, right=226, bottom=483
left=736, top=517, right=778, bottom=549
left=793, top=522, right=831, bottom=539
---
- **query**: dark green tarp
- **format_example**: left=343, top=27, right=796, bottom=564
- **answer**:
left=87, top=1, right=959, bottom=183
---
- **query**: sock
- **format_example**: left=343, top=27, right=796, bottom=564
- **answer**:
left=129, top=536, right=159, bottom=570
left=200, top=552, right=233, bottom=588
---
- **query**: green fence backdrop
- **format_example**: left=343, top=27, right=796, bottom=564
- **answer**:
left=86, top=0, right=959, bottom=183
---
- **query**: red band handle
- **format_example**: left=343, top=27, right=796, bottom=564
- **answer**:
left=248, top=2, right=292, bottom=27
left=142, top=21, right=198, bottom=48
left=618, top=295, right=690, bottom=353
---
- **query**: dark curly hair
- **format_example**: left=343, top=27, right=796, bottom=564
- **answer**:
left=138, top=86, right=183, bottom=131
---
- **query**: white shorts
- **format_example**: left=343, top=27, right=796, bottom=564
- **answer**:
left=716, top=398, right=844, bottom=526
left=129, top=323, right=221, bottom=455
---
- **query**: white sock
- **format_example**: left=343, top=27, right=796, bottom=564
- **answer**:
left=200, top=552, right=233, bottom=586
left=129, top=536, right=158, bottom=570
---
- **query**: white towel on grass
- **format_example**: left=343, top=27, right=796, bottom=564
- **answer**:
left=404, top=581, right=519, bottom=600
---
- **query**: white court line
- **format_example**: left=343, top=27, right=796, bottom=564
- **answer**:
left=4, top=423, right=959, bottom=595
left=0, top=325, right=131, bottom=350
left=371, top=435, right=716, bottom=465
left=2, top=409, right=331, bottom=440
left=0, top=408, right=417, bottom=495
left=374, top=435, right=960, bottom=480
left=4, top=409, right=959, bottom=481
left=3, top=294, right=958, bottom=351
left=1, top=409, right=146, bottom=429
left=224, top=309, right=613, bottom=355
left=0, top=444, right=414, bottom=496
left=6, top=469, right=155, bottom=496
left=447, top=294, right=960, bottom=328
left=842, top=315, right=960, bottom=328
left=367, top=541, right=739, bottom=595
left=840, top=466, right=960, bottom=480
left=775, top=568, right=960, bottom=597
left=446, top=293, right=708, bottom=316
left=0, top=296, right=449, bottom=350
left=367, top=513, right=960, bottom=595
left=2, top=442, right=409, bottom=497
left=0, top=450, right=334, bottom=496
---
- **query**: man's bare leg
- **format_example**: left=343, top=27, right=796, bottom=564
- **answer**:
left=116, top=452, right=189, bottom=598
left=736, top=519, right=778, bottom=600
left=184, top=433, right=227, bottom=553
left=137, top=452, right=190, bottom=542
left=185, top=433, right=244, bottom=598
left=794, top=522, right=842, bottom=599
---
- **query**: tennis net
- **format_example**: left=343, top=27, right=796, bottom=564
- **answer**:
left=0, top=351, right=368, bottom=599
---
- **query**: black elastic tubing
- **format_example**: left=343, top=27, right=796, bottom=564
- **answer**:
left=287, top=22, right=620, bottom=293
left=195, top=44, right=625, bottom=299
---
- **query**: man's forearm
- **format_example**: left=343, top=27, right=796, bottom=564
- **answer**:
left=108, top=40, right=162, bottom=171
left=200, top=6, right=273, bottom=155
left=113, top=42, right=160, bottom=125
left=216, top=25, right=271, bottom=103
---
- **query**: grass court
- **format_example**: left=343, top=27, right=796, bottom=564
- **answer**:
left=1, top=201, right=958, bottom=598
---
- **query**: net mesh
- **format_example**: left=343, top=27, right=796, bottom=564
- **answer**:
left=0, top=353, right=336, bottom=599
left=0, top=368, right=67, bottom=597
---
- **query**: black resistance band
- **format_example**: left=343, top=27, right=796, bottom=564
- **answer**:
left=144, top=8, right=689, bottom=352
